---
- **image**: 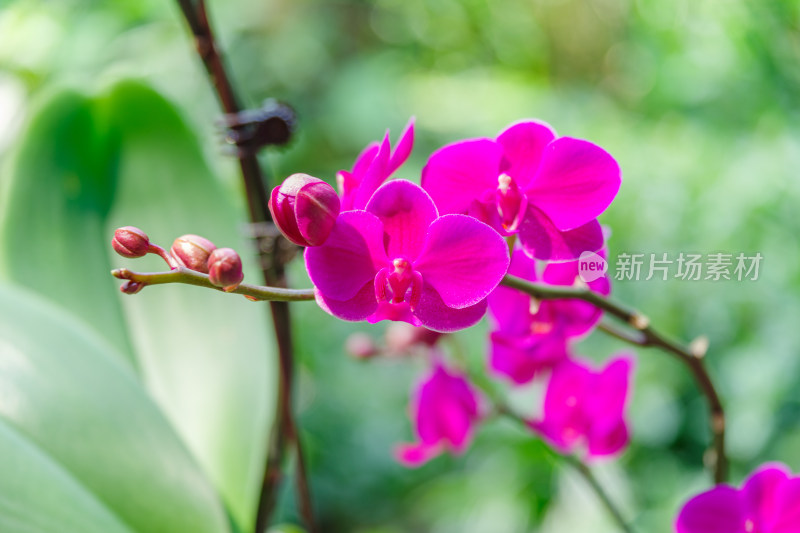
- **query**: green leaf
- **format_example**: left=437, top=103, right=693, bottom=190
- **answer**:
left=103, top=80, right=275, bottom=533
left=0, top=89, right=134, bottom=365
left=0, top=82, right=276, bottom=532
left=0, top=282, right=230, bottom=533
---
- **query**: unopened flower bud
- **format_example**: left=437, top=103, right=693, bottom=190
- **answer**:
left=345, top=332, right=379, bottom=359
left=269, top=173, right=340, bottom=247
left=171, top=234, right=217, bottom=273
left=120, top=280, right=144, bottom=294
left=208, top=248, right=244, bottom=292
left=112, top=226, right=150, bottom=258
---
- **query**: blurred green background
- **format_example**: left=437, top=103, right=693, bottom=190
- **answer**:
left=1, top=0, right=799, bottom=532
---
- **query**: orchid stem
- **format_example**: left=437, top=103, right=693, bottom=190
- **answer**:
left=112, top=267, right=316, bottom=302
left=499, top=274, right=727, bottom=485
left=494, top=404, right=635, bottom=533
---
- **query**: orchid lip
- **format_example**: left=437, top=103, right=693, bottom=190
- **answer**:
left=374, top=257, right=424, bottom=311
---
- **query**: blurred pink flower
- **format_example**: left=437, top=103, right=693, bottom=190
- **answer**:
left=676, top=463, right=800, bottom=533
left=422, top=120, right=620, bottom=261
left=488, top=248, right=610, bottom=384
left=530, top=355, right=633, bottom=458
left=337, top=118, right=414, bottom=211
left=396, top=361, right=482, bottom=466
left=305, top=180, right=509, bottom=332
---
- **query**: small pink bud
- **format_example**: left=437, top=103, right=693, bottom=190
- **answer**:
left=112, top=226, right=150, bottom=258
left=208, top=248, right=244, bottom=292
left=120, top=280, right=144, bottom=294
left=345, top=332, right=378, bottom=359
left=171, top=234, right=217, bottom=273
left=269, top=173, right=340, bottom=247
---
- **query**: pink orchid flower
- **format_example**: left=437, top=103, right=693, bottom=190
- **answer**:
left=422, top=120, right=621, bottom=261
left=396, top=360, right=482, bottom=466
left=337, top=118, right=414, bottom=211
left=305, top=180, right=510, bottom=332
left=530, top=355, right=633, bottom=458
left=676, top=463, right=800, bottom=533
left=488, top=248, right=610, bottom=384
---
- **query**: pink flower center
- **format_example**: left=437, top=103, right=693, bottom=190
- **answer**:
left=744, top=519, right=755, bottom=533
left=496, top=174, right=527, bottom=231
left=374, top=258, right=424, bottom=310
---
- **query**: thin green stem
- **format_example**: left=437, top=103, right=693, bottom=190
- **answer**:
left=495, top=405, right=635, bottom=533
left=112, top=267, right=315, bottom=302
left=499, top=274, right=727, bottom=484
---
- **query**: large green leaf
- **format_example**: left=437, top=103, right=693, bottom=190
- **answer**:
left=104, top=81, right=274, bottom=532
left=0, top=282, right=229, bottom=532
left=0, top=82, right=275, bottom=532
left=0, top=89, right=134, bottom=365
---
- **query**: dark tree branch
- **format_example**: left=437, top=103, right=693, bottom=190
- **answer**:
left=173, top=1, right=315, bottom=530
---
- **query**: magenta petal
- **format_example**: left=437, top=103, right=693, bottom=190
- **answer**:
left=742, top=464, right=791, bottom=529
left=496, top=120, right=556, bottom=188
left=314, top=282, right=378, bottom=322
left=526, top=137, right=621, bottom=231
left=489, top=248, right=540, bottom=334
left=352, top=141, right=380, bottom=178
left=590, top=356, right=633, bottom=423
left=772, top=478, right=800, bottom=533
left=415, top=364, right=479, bottom=450
left=415, top=214, right=509, bottom=309
left=489, top=284, right=534, bottom=336
left=387, top=118, right=415, bottom=177
left=304, top=211, right=388, bottom=301
left=365, top=180, right=438, bottom=260
left=395, top=442, right=441, bottom=467
left=587, top=418, right=629, bottom=458
left=421, top=139, right=504, bottom=215
left=676, top=486, right=746, bottom=533
left=368, top=301, right=422, bottom=327
left=352, top=133, right=392, bottom=210
left=415, top=285, right=488, bottom=332
left=490, top=331, right=567, bottom=385
left=518, top=206, right=604, bottom=261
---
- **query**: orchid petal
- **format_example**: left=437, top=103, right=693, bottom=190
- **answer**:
left=365, top=180, right=438, bottom=260
left=394, top=442, right=441, bottom=467
left=489, top=248, right=540, bottom=334
left=518, top=206, right=604, bottom=261
left=675, top=486, right=746, bottom=533
left=368, top=301, right=422, bottom=327
left=742, top=464, right=791, bottom=530
left=314, top=282, right=378, bottom=322
left=587, top=418, right=629, bottom=458
left=421, top=139, right=504, bottom=215
left=387, top=118, right=415, bottom=177
left=772, top=478, right=800, bottom=533
left=415, top=284, right=488, bottom=333
left=526, top=137, right=621, bottom=230
left=496, top=120, right=557, bottom=188
left=304, top=211, right=388, bottom=301
left=589, top=356, right=633, bottom=424
left=415, top=214, right=509, bottom=309
left=352, top=133, right=392, bottom=210
left=489, top=331, right=567, bottom=385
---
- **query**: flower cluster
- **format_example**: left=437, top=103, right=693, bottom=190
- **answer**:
left=269, top=118, right=631, bottom=466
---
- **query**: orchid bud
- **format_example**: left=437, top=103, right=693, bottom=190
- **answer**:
left=171, top=234, right=217, bottom=273
left=120, top=280, right=144, bottom=294
left=269, top=173, right=340, bottom=247
left=345, top=332, right=378, bottom=359
left=112, top=226, right=150, bottom=258
left=208, top=248, right=244, bottom=292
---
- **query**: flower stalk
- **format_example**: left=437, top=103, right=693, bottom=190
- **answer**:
left=499, top=274, right=727, bottom=484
